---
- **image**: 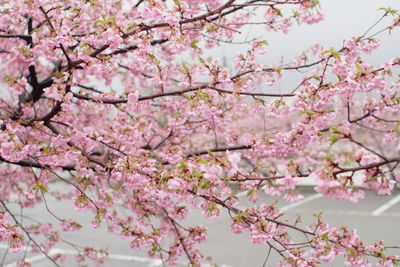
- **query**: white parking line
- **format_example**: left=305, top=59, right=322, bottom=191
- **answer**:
left=294, top=208, right=400, bottom=217
left=280, top=193, right=323, bottom=212
left=371, top=194, right=400, bottom=216
left=0, top=244, right=165, bottom=267
left=236, top=191, right=322, bottom=212
left=0, top=244, right=232, bottom=267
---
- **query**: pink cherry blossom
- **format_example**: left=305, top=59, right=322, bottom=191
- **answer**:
left=0, top=1, right=399, bottom=266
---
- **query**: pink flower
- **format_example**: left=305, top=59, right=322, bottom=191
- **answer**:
left=61, top=220, right=82, bottom=232
left=301, top=12, right=325, bottom=25
left=284, top=193, right=304, bottom=203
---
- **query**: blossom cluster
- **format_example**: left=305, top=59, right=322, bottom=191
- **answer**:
left=0, top=0, right=399, bottom=266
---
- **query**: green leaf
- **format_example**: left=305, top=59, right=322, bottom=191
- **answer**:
left=95, top=208, right=105, bottom=222
left=198, top=56, right=206, bottom=65
left=347, top=247, right=357, bottom=257
left=190, top=40, right=200, bottom=49
left=206, top=203, right=220, bottom=214
left=313, top=211, right=323, bottom=219
left=104, top=195, right=112, bottom=202
left=148, top=53, right=160, bottom=65
left=275, top=8, right=283, bottom=17
left=88, top=0, right=96, bottom=7
left=320, top=233, right=329, bottom=243
left=192, top=170, right=203, bottom=179
left=233, top=211, right=247, bottom=223
left=178, top=162, right=188, bottom=169
left=378, top=7, right=398, bottom=16
left=246, top=188, right=256, bottom=197
left=355, top=63, right=364, bottom=74
left=206, top=25, right=218, bottom=33
left=4, top=75, right=15, bottom=84
left=312, top=75, right=321, bottom=81
left=329, top=127, right=341, bottom=134
left=69, top=147, right=81, bottom=152
left=322, top=48, right=341, bottom=61
left=310, top=0, right=320, bottom=8
left=33, top=183, right=48, bottom=192
left=330, top=134, right=340, bottom=145
left=274, top=99, right=284, bottom=108
left=126, top=22, right=137, bottom=31
left=301, top=110, right=314, bottom=115
left=197, top=159, right=208, bottom=164
left=200, top=180, right=210, bottom=189
left=207, top=150, right=215, bottom=157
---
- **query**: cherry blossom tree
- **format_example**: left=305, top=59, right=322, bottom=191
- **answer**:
left=0, top=0, right=399, bottom=266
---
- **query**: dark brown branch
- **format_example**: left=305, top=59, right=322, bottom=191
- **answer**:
left=162, top=209, right=195, bottom=265
left=372, top=114, right=400, bottom=123
left=228, top=157, right=400, bottom=182
left=346, top=136, right=386, bottom=160
left=123, top=0, right=237, bottom=38
left=105, top=39, right=168, bottom=56
left=0, top=156, right=75, bottom=171
left=0, top=34, right=32, bottom=42
left=76, top=84, right=103, bottom=94
left=211, top=87, right=295, bottom=97
left=71, top=82, right=295, bottom=104
left=187, top=145, right=251, bottom=157
left=32, top=84, right=71, bottom=122
left=334, top=156, right=400, bottom=175
left=134, top=0, right=145, bottom=8
left=39, top=6, right=55, bottom=31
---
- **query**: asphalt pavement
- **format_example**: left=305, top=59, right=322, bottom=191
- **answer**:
left=1, top=184, right=399, bottom=267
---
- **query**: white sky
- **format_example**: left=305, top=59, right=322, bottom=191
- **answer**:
left=212, top=0, right=400, bottom=66
left=203, top=0, right=400, bottom=94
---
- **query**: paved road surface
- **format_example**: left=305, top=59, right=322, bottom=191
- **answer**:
left=1, top=185, right=399, bottom=267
